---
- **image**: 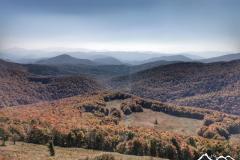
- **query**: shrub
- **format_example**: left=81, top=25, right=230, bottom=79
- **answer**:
left=187, top=137, right=196, bottom=147
left=110, top=108, right=121, bottom=118
left=86, top=129, right=105, bottom=150
left=0, top=128, right=8, bottom=146
left=130, top=138, right=144, bottom=156
left=48, top=140, right=55, bottom=156
left=103, top=92, right=131, bottom=102
left=149, top=138, right=157, bottom=156
left=120, top=101, right=143, bottom=115
left=66, top=131, right=77, bottom=147
left=204, top=119, right=215, bottom=126
left=120, top=105, right=132, bottom=115
left=181, top=146, right=194, bottom=160
left=9, top=127, right=22, bottom=144
left=120, top=131, right=135, bottom=141
left=92, top=154, right=115, bottom=160
left=26, top=126, right=50, bottom=144
left=53, top=130, right=67, bottom=147
left=161, top=144, right=177, bottom=159
left=116, top=142, right=127, bottom=154
left=72, top=129, right=86, bottom=147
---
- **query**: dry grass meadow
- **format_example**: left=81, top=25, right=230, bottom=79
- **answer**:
left=0, top=142, right=167, bottom=160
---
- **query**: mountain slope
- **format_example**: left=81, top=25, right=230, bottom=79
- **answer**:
left=93, top=56, right=123, bottom=65
left=0, top=93, right=240, bottom=159
left=26, top=60, right=179, bottom=78
left=110, top=60, right=240, bottom=115
left=36, top=54, right=96, bottom=65
left=0, top=59, right=102, bottom=107
left=172, top=80, right=240, bottom=114
left=142, top=55, right=192, bottom=64
left=130, top=60, right=179, bottom=73
left=202, top=53, right=240, bottom=63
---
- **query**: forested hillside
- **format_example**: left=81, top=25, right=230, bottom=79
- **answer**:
left=0, top=60, right=102, bottom=107
left=110, top=60, right=240, bottom=115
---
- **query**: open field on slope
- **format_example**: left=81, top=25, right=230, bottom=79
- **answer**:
left=109, top=60, right=240, bottom=115
left=230, top=134, right=240, bottom=145
left=121, top=109, right=203, bottom=136
left=106, top=100, right=203, bottom=136
left=106, top=99, right=126, bottom=109
left=1, top=93, right=240, bottom=159
left=0, top=142, right=167, bottom=160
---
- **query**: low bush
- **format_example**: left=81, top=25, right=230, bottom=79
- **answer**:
left=92, top=154, right=115, bottom=160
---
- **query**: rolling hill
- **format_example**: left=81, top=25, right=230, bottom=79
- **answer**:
left=202, top=53, right=240, bottom=63
left=1, top=58, right=240, bottom=159
left=2, top=57, right=240, bottom=115
left=0, top=59, right=102, bottom=107
left=36, top=54, right=96, bottom=65
left=130, top=60, right=179, bottom=73
left=140, top=55, right=192, bottom=64
left=0, top=92, right=240, bottom=159
left=110, top=60, right=240, bottom=115
left=93, top=56, right=123, bottom=65
left=26, top=58, right=179, bottom=78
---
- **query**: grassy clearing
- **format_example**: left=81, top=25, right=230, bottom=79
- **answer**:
left=106, top=100, right=203, bottom=136
left=105, top=99, right=131, bottom=109
left=0, top=142, right=167, bottom=160
left=230, top=134, right=240, bottom=145
left=121, top=109, right=203, bottom=136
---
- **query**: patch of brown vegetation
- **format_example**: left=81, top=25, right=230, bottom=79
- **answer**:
left=0, top=93, right=240, bottom=159
left=0, top=142, right=166, bottom=160
left=0, top=60, right=102, bottom=107
left=110, top=61, right=240, bottom=115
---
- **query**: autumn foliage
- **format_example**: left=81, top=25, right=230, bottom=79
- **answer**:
left=0, top=92, right=240, bottom=159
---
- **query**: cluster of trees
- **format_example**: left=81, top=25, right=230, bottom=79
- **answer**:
left=199, top=113, right=240, bottom=140
left=1, top=92, right=240, bottom=159
left=103, top=92, right=131, bottom=102
left=110, top=60, right=240, bottom=115
left=0, top=128, right=7, bottom=146
left=89, top=154, right=115, bottom=160
left=23, top=127, right=190, bottom=159
left=81, top=103, right=109, bottom=116
left=2, top=124, right=234, bottom=160
left=0, top=59, right=102, bottom=108
left=128, top=96, right=240, bottom=140
left=134, top=98, right=206, bottom=120
left=120, top=101, right=143, bottom=115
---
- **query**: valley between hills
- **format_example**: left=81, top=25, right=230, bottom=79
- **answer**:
left=0, top=54, right=240, bottom=160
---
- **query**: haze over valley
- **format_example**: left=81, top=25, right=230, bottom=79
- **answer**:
left=1, top=0, right=240, bottom=159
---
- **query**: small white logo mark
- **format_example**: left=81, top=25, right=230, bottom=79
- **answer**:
left=198, top=153, right=235, bottom=160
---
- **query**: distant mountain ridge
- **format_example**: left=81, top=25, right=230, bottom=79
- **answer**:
left=26, top=58, right=179, bottom=78
left=142, top=55, right=192, bottom=64
left=93, top=56, right=123, bottom=65
left=36, top=54, right=96, bottom=65
left=1, top=48, right=203, bottom=64
left=36, top=54, right=125, bottom=66
left=202, top=52, right=240, bottom=63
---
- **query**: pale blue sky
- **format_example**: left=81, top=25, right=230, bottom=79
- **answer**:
left=0, top=0, right=240, bottom=55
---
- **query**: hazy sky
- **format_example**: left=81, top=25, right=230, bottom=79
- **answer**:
left=0, top=0, right=240, bottom=56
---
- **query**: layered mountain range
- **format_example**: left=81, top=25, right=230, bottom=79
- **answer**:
left=1, top=52, right=240, bottom=116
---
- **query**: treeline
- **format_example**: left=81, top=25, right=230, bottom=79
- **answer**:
left=103, top=92, right=205, bottom=119
left=106, top=93, right=240, bottom=140
left=7, top=125, right=237, bottom=160
left=1, top=92, right=240, bottom=159
left=199, top=113, right=240, bottom=140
